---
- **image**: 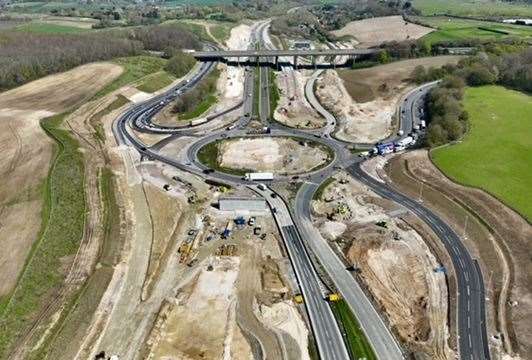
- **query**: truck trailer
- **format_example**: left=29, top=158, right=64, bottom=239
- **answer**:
left=375, top=142, right=395, bottom=155
left=190, top=118, right=208, bottom=126
left=245, top=172, right=274, bottom=181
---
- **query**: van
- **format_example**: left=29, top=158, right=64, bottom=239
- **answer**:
left=257, top=183, right=267, bottom=191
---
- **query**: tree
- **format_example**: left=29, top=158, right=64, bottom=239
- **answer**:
left=378, top=50, right=391, bottom=64
left=465, top=64, right=496, bottom=86
left=426, top=123, right=448, bottom=147
left=411, top=65, right=427, bottom=83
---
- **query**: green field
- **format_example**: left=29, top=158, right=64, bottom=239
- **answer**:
left=14, top=21, right=90, bottom=34
left=136, top=71, right=176, bottom=93
left=93, top=56, right=168, bottom=98
left=413, top=16, right=532, bottom=44
left=432, top=86, right=532, bottom=221
left=0, top=113, right=86, bottom=358
left=412, top=0, right=532, bottom=18
left=330, top=300, right=377, bottom=360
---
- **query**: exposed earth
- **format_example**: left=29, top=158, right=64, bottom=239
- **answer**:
left=218, top=137, right=331, bottom=175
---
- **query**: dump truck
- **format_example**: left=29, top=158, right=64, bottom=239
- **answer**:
left=327, top=293, right=341, bottom=302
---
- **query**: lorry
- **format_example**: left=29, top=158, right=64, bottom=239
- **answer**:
left=190, top=118, right=208, bottom=126
left=375, top=142, right=395, bottom=155
left=394, top=136, right=414, bottom=151
left=245, top=172, right=274, bottom=181
left=420, top=120, right=426, bottom=129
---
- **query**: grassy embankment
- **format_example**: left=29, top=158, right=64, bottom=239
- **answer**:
left=330, top=300, right=377, bottom=360
left=197, top=140, right=250, bottom=176
left=37, top=167, right=122, bottom=359
left=0, top=113, right=85, bottom=358
left=253, top=66, right=260, bottom=116
left=176, top=67, right=220, bottom=121
left=94, top=56, right=174, bottom=98
left=413, top=16, right=532, bottom=44
left=432, top=85, right=532, bottom=221
left=269, top=70, right=280, bottom=118
left=412, top=0, right=532, bottom=17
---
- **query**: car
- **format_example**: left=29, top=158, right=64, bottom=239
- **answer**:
left=271, top=193, right=277, bottom=198
left=292, top=175, right=300, bottom=180
left=272, top=207, right=277, bottom=213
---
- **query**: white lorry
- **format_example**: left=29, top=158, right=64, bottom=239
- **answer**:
left=394, top=136, right=414, bottom=151
left=245, top=172, right=274, bottom=181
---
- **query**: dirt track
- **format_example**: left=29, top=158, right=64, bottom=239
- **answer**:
left=386, top=150, right=532, bottom=359
left=0, top=63, right=122, bottom=298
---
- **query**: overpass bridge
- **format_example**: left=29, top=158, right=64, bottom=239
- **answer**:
left=190, top=48, right=379, bottom=68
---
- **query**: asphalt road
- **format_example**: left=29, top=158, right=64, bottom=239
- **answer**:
left=347, top=163, right=489, bottom=360
left=251, top=184, right=349, bottom=360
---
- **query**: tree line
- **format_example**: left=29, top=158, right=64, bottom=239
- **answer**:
left=0, top=25, right=201, bottom=91
left=172, top=68, right=219, bottom=115
left=417, top=46, right=532, bottom=147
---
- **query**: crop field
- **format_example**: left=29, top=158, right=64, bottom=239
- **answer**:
left=432, top=86, right=532, bottom=221
left=413, top=16, right=532, bottom=44
left=412, top=0, right=532, bottom=18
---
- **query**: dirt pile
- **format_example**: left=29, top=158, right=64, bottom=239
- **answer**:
left=274, top=70, right=325, bottom=129
left=316, top=70, right=394, bottom=143
left=312, top=174, right=453, bottom=358
left=218, top=137, right=330, bottom=174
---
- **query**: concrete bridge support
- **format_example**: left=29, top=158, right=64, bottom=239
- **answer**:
left=293, top=55, right=298, bottom=70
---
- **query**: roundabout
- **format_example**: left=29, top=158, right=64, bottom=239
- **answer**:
left=196, top=136, right=335, bottom=177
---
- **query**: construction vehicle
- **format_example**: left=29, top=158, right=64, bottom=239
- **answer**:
left=248, top=217, right=256, bottom=226
left=222, top=220, right=233, bottom=239
left=327, top=293, right=341, bottom=302
left=294, top=294, right=304, bottom=304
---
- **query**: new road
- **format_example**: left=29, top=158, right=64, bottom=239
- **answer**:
left=112, top=25, right=490, bottom=360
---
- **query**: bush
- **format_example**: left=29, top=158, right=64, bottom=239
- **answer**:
left=164, top=51, right=196, bottom=78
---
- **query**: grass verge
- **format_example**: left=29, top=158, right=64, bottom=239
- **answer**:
left=313, top=177, right=335, bottom=201
left=269, top=69, right=280, bottom=118
left=253, top=66, right=260, bottom=117
left=0, top=113, right=85, bottom=358
left=432, top=85, right=532, bottom=221
left=330, top=299, right=377, bottom=360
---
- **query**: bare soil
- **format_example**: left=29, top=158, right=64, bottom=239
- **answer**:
left=274, top=70, right=325, bottom=129
left=331, top=16, right=433, bottom=47
left=0, top=63, right=122, bottom=297
left=312, top=173, right=453, bottom=358
left=386, top=150, right=532, bottom=359
left=218, top=137, right=330, bottom=174
left=337, top=56, right=463, bottom=103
